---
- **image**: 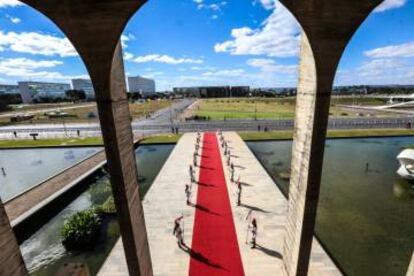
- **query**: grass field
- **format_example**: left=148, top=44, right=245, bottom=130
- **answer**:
left=0, top=100, right=174, bottom=125
left=1, top=129, right=412, bottom=148
left=0, top=137, right=103, bottom=148
left=195, top=97, right=387, bottom=120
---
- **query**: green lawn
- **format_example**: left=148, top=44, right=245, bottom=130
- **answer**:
left=195, top=97, right=390, bottom=120
left=139, top=134, right=183, bottom=144
left=0, top=100, right=174, bottom=126
left=2, top=129, right=412, bottom=148
left=239, top=129, right=414, bottom=141
left=0, top=137, right=103, bottom=148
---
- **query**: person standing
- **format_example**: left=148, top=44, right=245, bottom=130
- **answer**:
left=193, top=152, right=198, bottom=167
left=237, top=180, right=242, bottom=206
left=185, top=184, right=191, bottom=205
left=1, top=167, right=6, bottom=177
left=250, top=218, right=257, bottom=249
left=173, top=215, right=185, bottom=248
left=189, top=165, right=195, bottom=183
left=231, top=165, right=235, bottom=182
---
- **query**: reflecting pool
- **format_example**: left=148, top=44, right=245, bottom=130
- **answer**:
left=0, top=147, right=101, bottom=201
left=248, top=137, right=414, bottom=276
left=20, top=144, right=174, bottom=275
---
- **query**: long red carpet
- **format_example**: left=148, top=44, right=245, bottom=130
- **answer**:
left=189, top=132, right=244, bottom=275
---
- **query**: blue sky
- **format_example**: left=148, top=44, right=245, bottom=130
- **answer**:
left=0, top=0, right=413, bottom=91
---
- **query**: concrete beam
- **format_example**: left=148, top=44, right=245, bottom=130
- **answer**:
left=279, top=1, right=383, bottom=275
left=19, top=1, right=152, bottom=275
left=0, top=199, right=27, bottom=275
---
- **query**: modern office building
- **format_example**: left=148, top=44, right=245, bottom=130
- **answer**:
left=0, top=84, right=20, bottom=95
left=128, top=76, right=156, bottom=97
left=71, top=78, right=95, bottom=99
left=18, top=81, right=71, bottom=103
left=173, top=86, right=250, bottom=98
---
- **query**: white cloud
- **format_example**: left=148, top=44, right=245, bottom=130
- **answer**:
left=374, top=0, right=407, bottom=13
left=215, top=2, right=300, bottom=57
left=124, top=52, right=134, bottom=61
left=0, top=30, right=77, bottom=57
left=121, top=33, right=135, bottom=48
left=364, top=42, right=414, bottom=58
left=0, top=57, right=90, bottom=82
left=132, top=54, right=203, bottom=64
left=0, top=57, right=66, bottom=80
left=247, top=58, right=297, bottom=74
left=202, top=69, right=246, bottom=77
left=335, top=58, right=414, bottom=85
left=0, top=0, right=22, bottom=8
left=254, top=0, right=276, bottom=10
left=357, top=58, right=405, bottom=77
left=5, top=14, right=21, bottom=23
left=194, top=1, right=227, bottom=12
left=10, top=16, right=20, bottom=23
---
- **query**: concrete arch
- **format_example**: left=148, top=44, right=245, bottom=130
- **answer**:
left=279, top=1, right=383, bottom=275
left=0, top=1, right=385, bottom=276
left=3, top=1, right=152, bottom=275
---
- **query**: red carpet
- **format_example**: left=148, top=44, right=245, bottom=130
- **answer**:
left=189, top=133, right=244, bottom=275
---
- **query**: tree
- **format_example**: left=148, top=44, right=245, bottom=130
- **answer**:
left=66, top=89, right=87, bottom=102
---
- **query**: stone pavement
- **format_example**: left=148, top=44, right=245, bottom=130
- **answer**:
left=220, top=132, right=341, bottom=276
left=99, top=133, right=201, bottom=275
left=99, top=132, right=342, bottom=275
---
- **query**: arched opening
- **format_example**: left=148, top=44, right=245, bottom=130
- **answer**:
left=317, top=1, right=414, bottom=275
left=0, top=2, right=120, bottom=275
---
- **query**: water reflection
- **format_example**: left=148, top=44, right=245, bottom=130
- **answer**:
left=20, top=144, right=174, bottom=275
left=248, top=137, right=414, bottom=276
left=0, top=147, right=101, bottom=201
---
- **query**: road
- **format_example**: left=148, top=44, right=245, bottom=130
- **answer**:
left=0, top=115, right=413, bottom=140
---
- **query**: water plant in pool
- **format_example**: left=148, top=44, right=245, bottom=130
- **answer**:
left=61, top=210, right=102, bottom=250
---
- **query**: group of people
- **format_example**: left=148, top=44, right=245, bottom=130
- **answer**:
left=173, top=131, right=202, bottom=248
left=173, top=130, right=258, bottom=250
left=219, top=131, right=258, bottom=249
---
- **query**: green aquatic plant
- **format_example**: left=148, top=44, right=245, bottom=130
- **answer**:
left=95, top=196, right=117, bottom=215
left=61, top=209, right=102, bottom=250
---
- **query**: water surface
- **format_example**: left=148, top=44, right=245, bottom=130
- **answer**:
left=0, top=147, right=100, bottom=201
left=248, top=137, right=414, bottom=276
left=20, top=144, right=174, bottom=275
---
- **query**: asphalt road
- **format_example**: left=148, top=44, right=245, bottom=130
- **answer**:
left=1, top=115, right=413, bottom=140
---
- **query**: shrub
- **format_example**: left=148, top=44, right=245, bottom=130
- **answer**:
left=61, top=210, right=102, bottom=250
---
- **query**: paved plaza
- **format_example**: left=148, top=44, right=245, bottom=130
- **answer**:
left=99, top=132, right=341, bottom=275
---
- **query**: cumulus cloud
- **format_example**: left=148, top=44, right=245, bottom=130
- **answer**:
left=0, top=0, right=22, bottom=8
left=364, top=41, right=414, bottom=58
left=247, top=58, right=297, bottom=74
left=214, top=2, right=300, bottom=57
left=132, top=54, right=203, bottom=65
left=374, top=0, right=407, bottom=13
left=0, top=30, right=77, bottom=57
left=202, top=69, right=246, bottom=77
left=0, top=57, right=70, bottom=80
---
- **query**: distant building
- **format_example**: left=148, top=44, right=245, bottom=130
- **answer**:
left=128, top=76, right=156, bottom=97
left=18, top=81, right=71, bottom=103
left=0, top=84, right=20, bottom=95
left=72, top=79, right=95, bottom=99
left=173, top=86, right=250, bottom=98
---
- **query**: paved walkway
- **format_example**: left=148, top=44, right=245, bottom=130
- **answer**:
left=5, top=150, right=106, bottom=226
left=99, top=132, right=342, bottom=275
left=219, top=132, right=341, bottom=276
left=99, top=133, right=200, bottom=275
